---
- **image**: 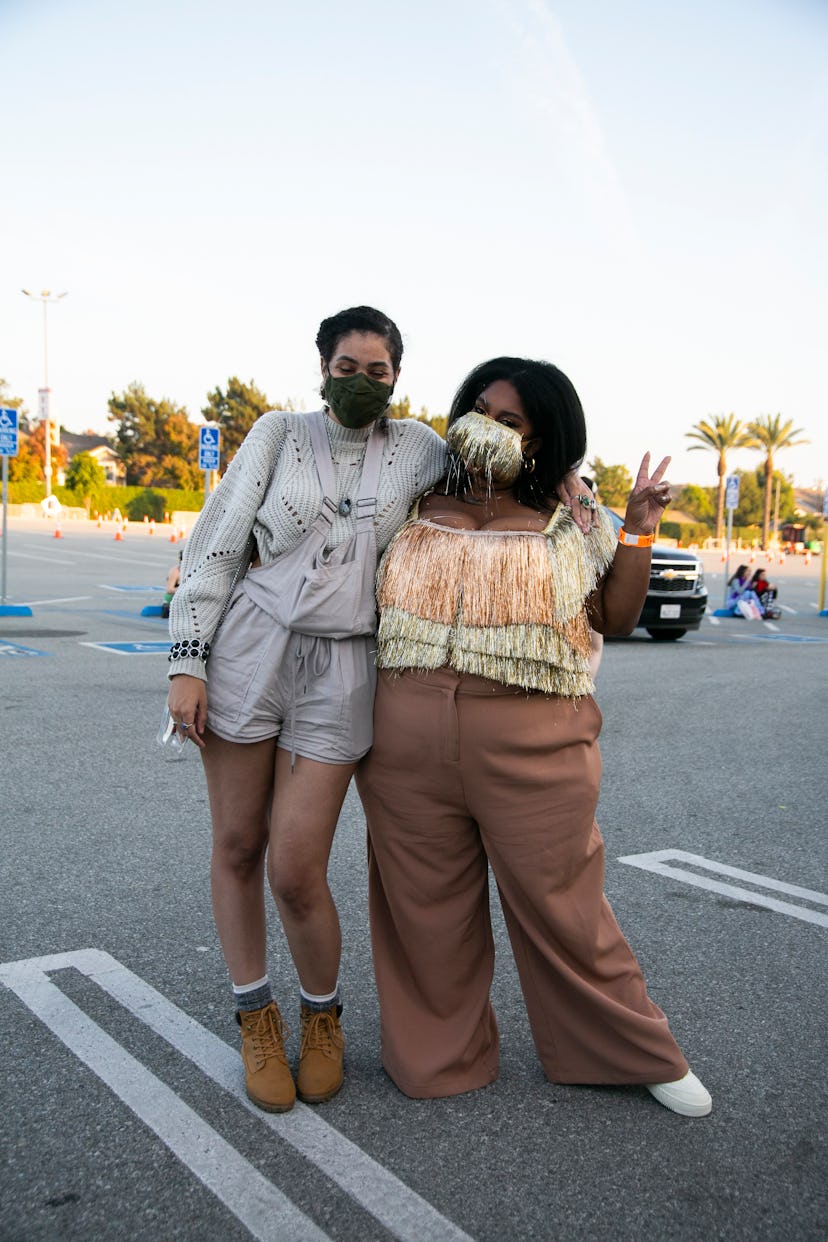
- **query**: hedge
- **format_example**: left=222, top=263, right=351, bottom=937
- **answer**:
left=4, top=481, right=204, bottom=514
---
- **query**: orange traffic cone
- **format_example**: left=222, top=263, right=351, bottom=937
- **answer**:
left=114, top=529, right=123, bottom=542
left=96, top=516, right=103, bottom=528
left=169, top=530, right=177, bottom=543
left=54, top=525, right=63, bottom=539
left=148, top=519, right=155, bottom=535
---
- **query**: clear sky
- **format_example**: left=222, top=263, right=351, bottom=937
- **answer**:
left=2, top=0, right=826, bottom=490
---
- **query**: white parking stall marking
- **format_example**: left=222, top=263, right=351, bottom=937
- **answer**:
left=75, top=550, right=173, bottom=568
left=20, top=596, right=91, bottom=606
left=618, top=850, right=828, bottom=928
left=0, top=961, right=326, bottom=1242
left=6, top=550, right=77, bottom=564
left=0, top=950, right=473, bottom=1242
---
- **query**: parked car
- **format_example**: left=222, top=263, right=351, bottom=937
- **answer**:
left=606, top=510, right=708, bottom=640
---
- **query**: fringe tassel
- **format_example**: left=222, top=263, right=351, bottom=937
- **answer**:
left=375, top=507, right=616, bottom=697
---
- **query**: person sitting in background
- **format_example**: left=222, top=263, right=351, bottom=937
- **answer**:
left=749, top=568, right=781, bottom=619
left=161, top=550, right=182, bottom=620
left=726, top=565, right=750, bottom=611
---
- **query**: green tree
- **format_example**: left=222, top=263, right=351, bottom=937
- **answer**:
left=728, top=468, right=794, bottom=531
left=65, top=451, right=107, bottom=508
left=202, top=377, right=276, bottom=463
left=388, top=395, right=446, bottom=436
left=10, top=420, right=68, bottom=487
left=587, top=458, right=633, bottom=507
left=685, top=413, right=752, bottom=542
left=743, top=414, right=809, bottom=547
left=675, top=484, right=715, bottom=523
left=108, top=382, right=202, bottom=488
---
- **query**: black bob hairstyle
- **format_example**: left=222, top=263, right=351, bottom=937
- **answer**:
left=446, top=357, right=587, bottom=509
left=315, top=306, right=404, bottom=373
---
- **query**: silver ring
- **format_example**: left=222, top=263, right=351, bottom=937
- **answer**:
left=178, top=721, right=192, bottom=729
left=577, top=494, right=597, bottom=510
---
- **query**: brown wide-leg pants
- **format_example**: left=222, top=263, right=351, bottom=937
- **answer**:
left=356, top=668, right=689, bottom=1099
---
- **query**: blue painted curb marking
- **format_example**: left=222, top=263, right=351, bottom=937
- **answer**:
left=104, top=585, right=164, bottom=592
left=80, top=640, right=172, bottom=655
left=0, top=605, right=34, bottom=617
left=140, top=605, right=167, bottom=617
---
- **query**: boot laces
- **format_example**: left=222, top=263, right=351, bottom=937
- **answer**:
left=301, top=1009, right=343, bottom=1059
left=247, top=1005, right=289, bottom=1066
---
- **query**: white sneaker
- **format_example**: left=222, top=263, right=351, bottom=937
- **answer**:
left=646, top=1070, right=712, bottom=1117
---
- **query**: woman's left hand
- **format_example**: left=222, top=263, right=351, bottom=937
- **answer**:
left=622, top=453, right=672, bottom=534
left=558, top=471, right=598, bottom=533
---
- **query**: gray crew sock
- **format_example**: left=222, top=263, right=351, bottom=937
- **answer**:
left=234, top=980, right=273, bottom=1014
left=299, top=985, right=341, bottom=1014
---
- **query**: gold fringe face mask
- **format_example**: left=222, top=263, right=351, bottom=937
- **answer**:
left=446, top=411, right=524, bottom=488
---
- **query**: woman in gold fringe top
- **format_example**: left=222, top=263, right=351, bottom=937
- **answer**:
left=356, top=357, right=712, bottom=1117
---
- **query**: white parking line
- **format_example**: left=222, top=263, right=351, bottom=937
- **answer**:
left=0, top=950, right=472, bottom=1242
left=20, top=596, right=91, bottom=606
left=618, top=850, right=828, bottom=927
left=5, top=550, right=77, bottom=564
left=0, top=963, right=325, bottom=1241
left=75, top=550, right=173, bottom=567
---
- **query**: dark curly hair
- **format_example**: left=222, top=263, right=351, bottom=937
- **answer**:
left=446, top=357, right=587, bottom=509
left=315, top=306, right=403, bottom=372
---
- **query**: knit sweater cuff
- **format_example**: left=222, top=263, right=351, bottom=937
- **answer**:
left=167, top=657, right=208, bottom=682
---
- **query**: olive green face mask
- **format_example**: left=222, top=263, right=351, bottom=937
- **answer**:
left=324, top=372, right=394, bottom=428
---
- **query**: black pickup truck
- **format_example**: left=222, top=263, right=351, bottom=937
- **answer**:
left=606, top=510, right=708, bottom=640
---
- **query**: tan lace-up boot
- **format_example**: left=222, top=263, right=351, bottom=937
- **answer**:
left=237, top=1001, right=296, bottom=1112
left=296, top=1004, right=345, bottom=1103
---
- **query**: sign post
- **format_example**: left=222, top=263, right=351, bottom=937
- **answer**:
left=820, top=489, right=828, bottom=616
left=198, top=425, right=221, bottom=500
left=0, top=406, right=32, bottom=616
left=722, top=474, right=740, bottom=607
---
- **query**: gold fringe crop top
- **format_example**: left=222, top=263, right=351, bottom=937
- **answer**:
left=376, top=505, right=617, bottom=697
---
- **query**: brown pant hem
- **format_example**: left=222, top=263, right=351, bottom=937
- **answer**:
left=385, top=1063, right=499, bottom=1100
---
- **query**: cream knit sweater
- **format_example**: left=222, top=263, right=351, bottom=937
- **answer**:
left=168, top=410, right=447, bottom=679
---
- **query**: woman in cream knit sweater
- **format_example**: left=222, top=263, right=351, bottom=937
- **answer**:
left=166, top=306, right=446, bottom=1112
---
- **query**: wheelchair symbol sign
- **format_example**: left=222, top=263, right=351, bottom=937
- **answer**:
left=0, top=406, right=19, bottom=456
left=198, top=425, right=221, bottom=471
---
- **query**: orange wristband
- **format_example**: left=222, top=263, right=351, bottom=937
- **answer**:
left=618, top=527, right=654, bottom=547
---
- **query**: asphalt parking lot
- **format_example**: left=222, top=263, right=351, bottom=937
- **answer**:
left=1, top=517, right=826, bottom=1241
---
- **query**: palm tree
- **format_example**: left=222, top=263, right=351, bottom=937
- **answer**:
left=685, top=414, right=751, bottom=542
left=744, top=414, right=809, bottom=548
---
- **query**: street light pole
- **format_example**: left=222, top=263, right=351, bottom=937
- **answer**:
left=21, top=288, right=68, bottom=498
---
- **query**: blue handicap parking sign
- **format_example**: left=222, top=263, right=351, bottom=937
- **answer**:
left=0, top=406, right=20, bottom=456
left=199, top=425, right=221, bottom=471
